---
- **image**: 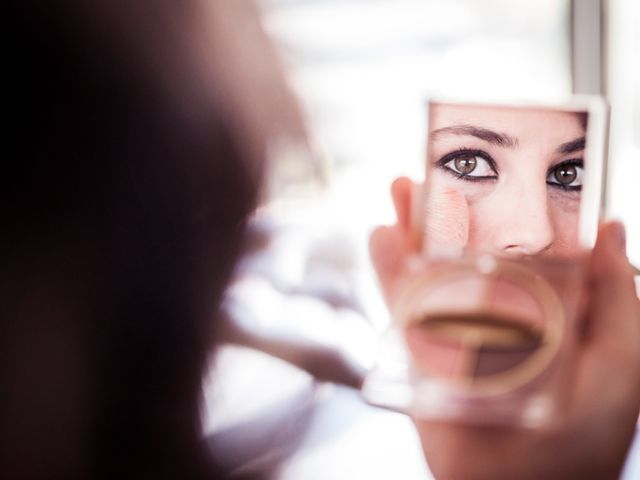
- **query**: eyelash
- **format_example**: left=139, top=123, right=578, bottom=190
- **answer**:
left=436, top=149, right=584, bottom=192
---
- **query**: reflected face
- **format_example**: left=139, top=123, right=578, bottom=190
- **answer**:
left=427, top=104, right=586, bottom=257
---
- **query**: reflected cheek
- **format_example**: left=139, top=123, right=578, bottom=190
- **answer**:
left=428, top=170, right=495, bottom=203
left=465, top=193, right=505, bottom=249
left=548, top=195, right=580, bottom=255
left=427, top=172, right=496, bottom=248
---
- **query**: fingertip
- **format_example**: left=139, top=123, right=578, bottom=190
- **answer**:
left=391, top=177, right=414, bottom=231
left=369, top=225, right=396, bottom=272
left=610, top=221, right=627, bottom=254
left=592, top=221, right=629, bottom=272
left=369, top=225, right=406, bottom=302
left=598, top=220, right=626, bottom=255
left=590, top=220, right=636, bottom=300
left=369, top=225, right=389, bottom=258
left=391, top=176, right=412, bottom=196
left=584, top=221, right=640, bottom=365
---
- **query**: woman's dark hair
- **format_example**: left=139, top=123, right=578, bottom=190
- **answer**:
left=4, top=1, right=263, bottom=478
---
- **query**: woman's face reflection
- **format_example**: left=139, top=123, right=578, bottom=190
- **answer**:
left=428, top=104, right=586, bottom=257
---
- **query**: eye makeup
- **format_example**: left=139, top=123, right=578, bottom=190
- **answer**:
left=435, top=148, right=498, bottom=181
left=434, top=147, right=585, bottom=195
left=546, top=159, right=584, bottom=192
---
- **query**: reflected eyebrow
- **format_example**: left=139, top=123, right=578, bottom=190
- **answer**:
left=556, top=137, right=585, bottom=155
left=431, top=125, right=518, bottom=148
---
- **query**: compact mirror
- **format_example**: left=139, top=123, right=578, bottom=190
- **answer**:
left=416, top=99, right=607, bottom=258
left=363, top=96, right=608, bottom=427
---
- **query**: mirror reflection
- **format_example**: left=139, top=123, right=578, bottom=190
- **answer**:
left=423, top=103, right=588, bottom=258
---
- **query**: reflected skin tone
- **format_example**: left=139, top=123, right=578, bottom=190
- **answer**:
left=427, top=104, right=586, bottom=257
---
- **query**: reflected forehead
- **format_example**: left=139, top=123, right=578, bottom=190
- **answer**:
left=431, top=125, right=518, bottom=148
left=430, top=104, right=585, bottom=143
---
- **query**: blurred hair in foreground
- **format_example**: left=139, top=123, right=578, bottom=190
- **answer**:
left=2, top=1, right=303, bottom=478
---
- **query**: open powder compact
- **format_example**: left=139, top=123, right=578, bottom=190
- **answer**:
left=398, top=257, right=564, bottom=397
left=363, top=95, right=608, bottom=427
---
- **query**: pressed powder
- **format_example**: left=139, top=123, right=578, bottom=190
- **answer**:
left=397, top=257, right=564, bottom=396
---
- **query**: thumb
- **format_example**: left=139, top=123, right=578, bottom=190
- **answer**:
left=369, top=224, right=406, bottom=304
left=369, top=176, right=418, bottom=305
left=390, top=176, right=414, bottom=233
left=584, top=221, right=639, bottom=353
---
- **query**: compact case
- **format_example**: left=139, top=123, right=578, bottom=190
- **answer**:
left=362, top=95, right=609, bottom=428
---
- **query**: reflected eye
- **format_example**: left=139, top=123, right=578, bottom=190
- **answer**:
left=437, top=149, right=498, bottom=180
left=453, top=155, right=477, bottom=174
left=547, top=160, right=583, bottom=191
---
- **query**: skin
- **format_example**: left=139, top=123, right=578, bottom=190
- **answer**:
left=370, top=176, right=640, bottom=479
left=427, top=104, right=586, bottom=257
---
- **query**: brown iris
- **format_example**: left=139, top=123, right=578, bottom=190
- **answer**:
left=454, top=155, right=477, bottom=174
left=553, top=164, right=577, bottom=185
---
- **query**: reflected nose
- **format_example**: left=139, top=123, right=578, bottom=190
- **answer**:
left=490, top=181, right=554, bottom=257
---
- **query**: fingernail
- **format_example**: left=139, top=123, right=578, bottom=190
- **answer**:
left=611, top=221, right=627, bottom=253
